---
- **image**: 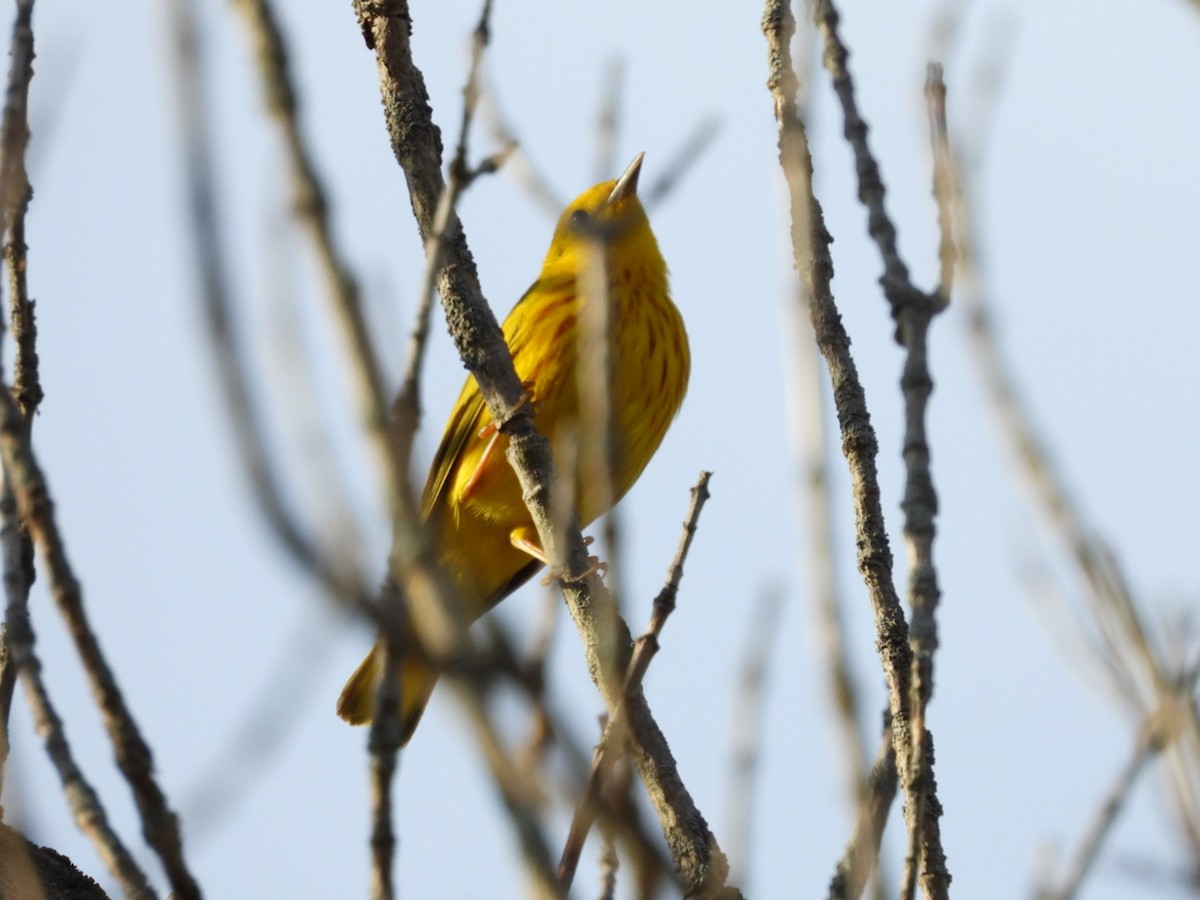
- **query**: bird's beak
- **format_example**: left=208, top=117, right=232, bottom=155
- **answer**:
left=607, top=152, right=644, bottom=207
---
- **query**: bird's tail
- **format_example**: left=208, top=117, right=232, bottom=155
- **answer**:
left=335, top=640, right=437, bottom=745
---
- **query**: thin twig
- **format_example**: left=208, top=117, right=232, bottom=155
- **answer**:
left=353, top=4, right=738, bottom=894
left=593, top=58, right=623, bottom=183
left=810, top=0, right=915, bottom=317
left=557, top=472, right=713, bottom=893
left=642, top=116, right=722, bottom=209
left=164, top=0, right=380, bottom=621
left=763, top=4, right=915, bottom=896
left=829, top=726, right=899, bottom=900
left=233, top=0, right=405, bottom=517
left=725, top=588, right=784, bottom=887
left=0, top=391, right=200, bottom=898
left=1037, top=707, right=1172, bottom=900
left=926, top=66, right=955, bottom=302
left=0, top=0, right=38, bottom=778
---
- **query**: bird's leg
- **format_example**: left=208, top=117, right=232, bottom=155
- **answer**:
left=510, top=528, right=608, bottom=585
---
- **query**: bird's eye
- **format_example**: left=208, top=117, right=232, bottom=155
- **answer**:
left=569, top=209, right=591, bottom=231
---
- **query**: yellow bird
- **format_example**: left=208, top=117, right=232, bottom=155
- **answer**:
left=337, top=154, right=690, bottom=742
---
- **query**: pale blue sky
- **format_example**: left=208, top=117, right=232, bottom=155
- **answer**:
left=6, top=1, right=1200, bottom=897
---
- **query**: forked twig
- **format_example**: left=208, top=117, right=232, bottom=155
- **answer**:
left=556, top=472, right=714, bottom=892
left=763, top=3, right=915, bottom=895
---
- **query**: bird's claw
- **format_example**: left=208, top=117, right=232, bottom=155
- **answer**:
left=538, top=538, right=608, bottom=587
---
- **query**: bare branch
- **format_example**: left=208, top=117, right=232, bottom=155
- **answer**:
left=829, top=726, right=899, bottom=900
left=642, top=116, right=722, bottom=209
left=1037, top=705, right=1176, bottom=900
left=232, top=0, right=405, bottom=516
left=763, top=4, right=917, bottom=895
left=725, top=588, right=784, bottom=886
left=164, top=0, right=380, bottom=621
left=0, top=0, right=38, bottom=772
left=0, top=0, right=40, bottom=420
left=352, top=4, right=737, bottom=893
left=593, top=58, right=623, bottom=183
left=557, top=472, right=715, bottom=893
left=1, top=489, right=155, bottom=899
left=0, top=388, right=199, bottom=898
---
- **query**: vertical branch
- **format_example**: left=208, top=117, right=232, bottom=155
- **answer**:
left=762, top=3, right=914, bottom=895
left=806, top=4, right=953, bottom=894
left=592, top=58, right=623, bottom=182
left=725, top=588, right=784, bottom=887
left=779, top=7, right=879, bottom=874
left=0, top=0, right=38, bottom=776
left=0, top=3, right=185, bottom=897
left=828, top=727, right=898, bottom=900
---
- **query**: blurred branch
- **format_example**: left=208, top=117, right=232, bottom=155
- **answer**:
left=1037, top=677, right=1200, bottom=900
left=164, top=0, right=381, bottom=621
left=477, top=74, right=564, bottom=217
left=1, top=489, right=156, bottom=899
left=829, top=725, right=899, bottom=900
left=642, top=116, right=722, bottom=209
left=725, top=588, right=784, bottom=887
left=592, top=57, right=623, bottom=183
left=763, top=3, right=916, bottom=895
left=352, top=3, right=739, bottom=894
left=456, top=687, right=560, bottom=899
left=941, top=19, right=1200, bottom=893
left=232, top=0, right=405, bottom=516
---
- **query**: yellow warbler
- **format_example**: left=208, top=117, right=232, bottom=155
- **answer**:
left=337, top=153, right=689, bottom=742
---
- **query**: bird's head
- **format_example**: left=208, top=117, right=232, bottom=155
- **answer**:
left=541, top=153, right=662, bottom=274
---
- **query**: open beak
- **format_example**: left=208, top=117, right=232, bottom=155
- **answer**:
left=606, top=152, right=644, bottom=207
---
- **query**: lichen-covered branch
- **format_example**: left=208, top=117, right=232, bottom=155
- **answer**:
left=352, top=4, right=738, bottom=894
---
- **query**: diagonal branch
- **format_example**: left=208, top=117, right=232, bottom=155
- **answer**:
left=351, top=4, right=738, bottom=895
left=806, top=5, right=953, bottom=895
left=557, top=472, right=713, bottom=892
left=0, top=385, right=201, bottom=900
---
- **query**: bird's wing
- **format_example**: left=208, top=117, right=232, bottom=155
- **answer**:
left=419, top=280, right=545, bottom=521
left=420, top=378, right=488, bottom=521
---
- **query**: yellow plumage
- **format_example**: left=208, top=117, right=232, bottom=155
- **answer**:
left=337, top=154, right=689, bottom=741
